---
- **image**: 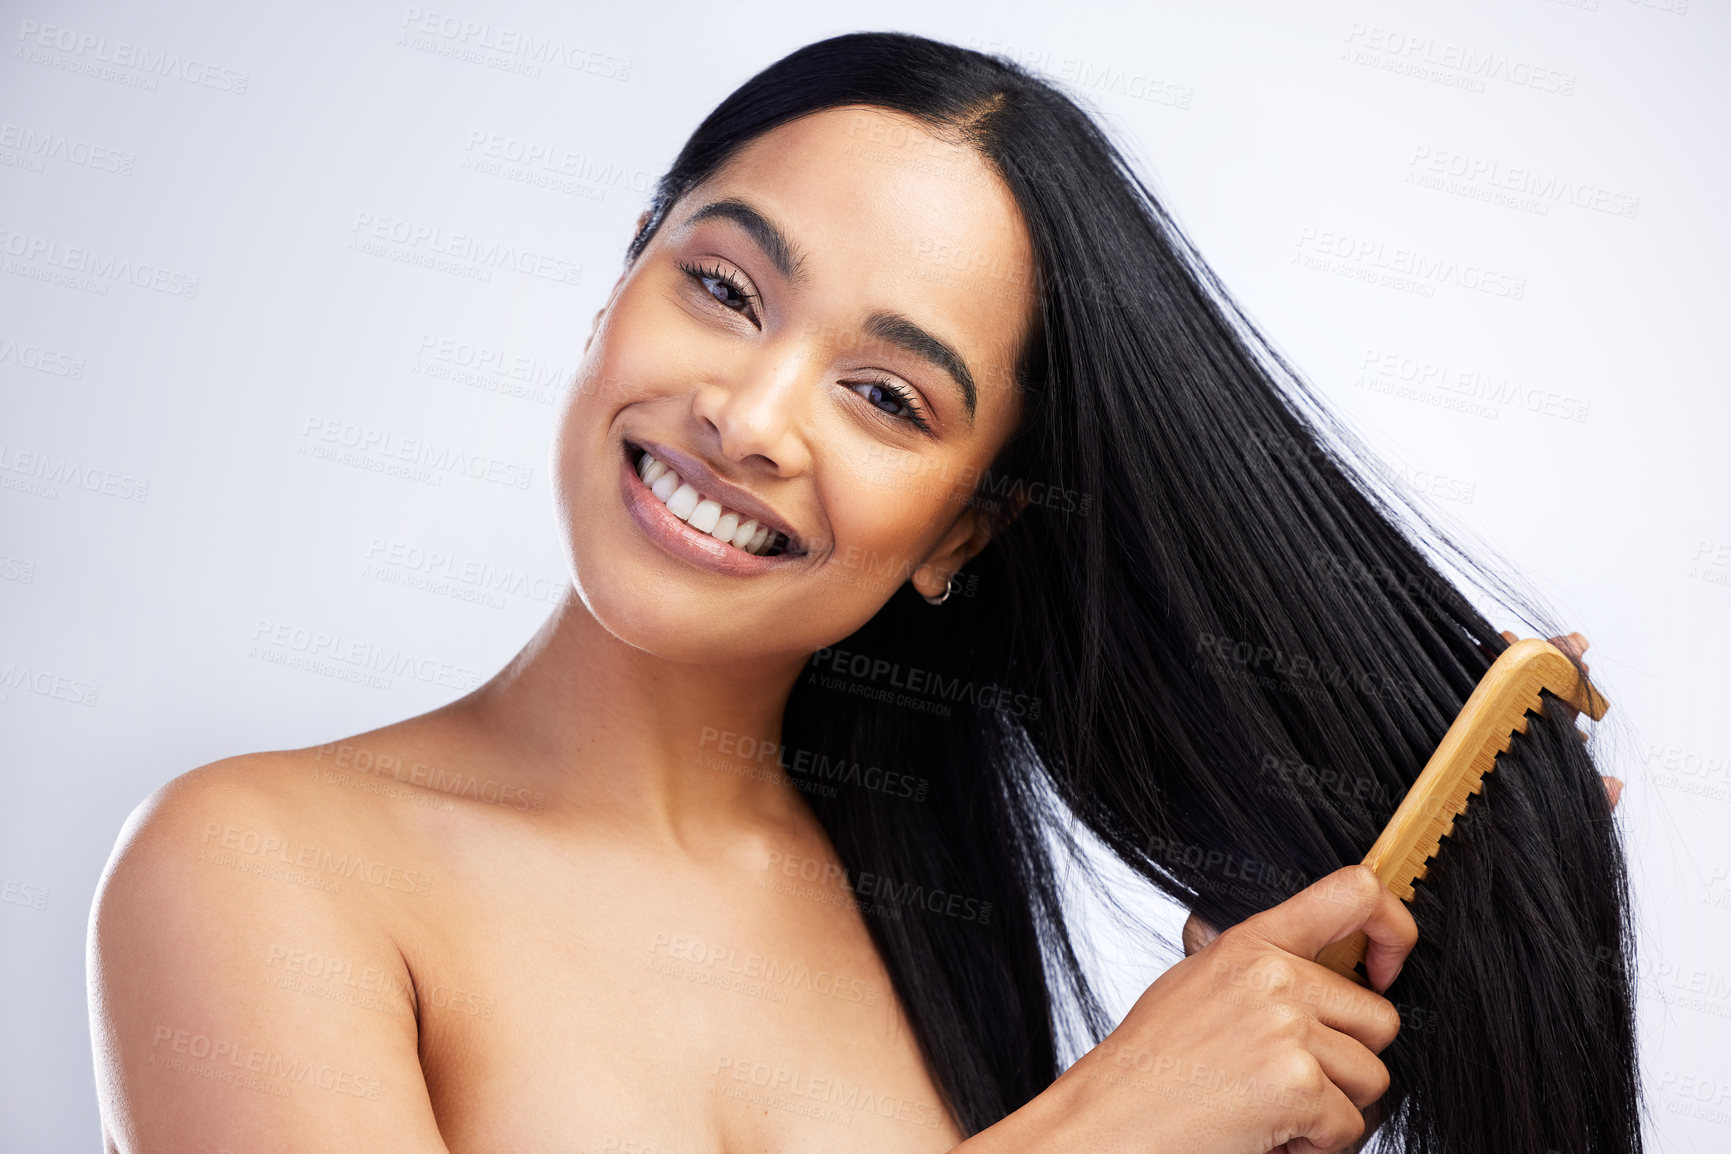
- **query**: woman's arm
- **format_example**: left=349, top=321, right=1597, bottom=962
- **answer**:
left=950, top=866, right=1416, bottom=1154
left=87, top=765, right=452, bottom=1153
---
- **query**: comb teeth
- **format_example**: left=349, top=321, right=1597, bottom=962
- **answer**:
left=1315, top=639, right=1608, bottom=984
left=1388, top=689, right=1541, bottom=900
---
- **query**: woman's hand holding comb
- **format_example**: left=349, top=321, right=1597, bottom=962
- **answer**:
left=969, top=866, right=1417, bottom=1154
left=1176, top=630, right=1620, bottom=1152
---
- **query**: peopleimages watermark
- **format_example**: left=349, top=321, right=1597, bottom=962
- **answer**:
left=199, top=823, right=433, bottom=897
left=1688, top=540, right=1731, bottom=595
left=1141, top=832, right=1312, bottom=903
left=1193, top=630, right=1418, bottom=706
left=347, top=211, right=582, bottom=287
left=412, top=332, right=571, bottom=406
left=814, top=546, right=980, bottom=601
left=1341, top=22, right=1577, bottom=96
left=148, top=1024, right=380, bottom=1101
left=857, top=445, right=1092, bottom=518
left=461, top=130, right=652, bottom=199
left=1406, top=146, right=1640, bottom=220
left=250, top=618, right=485, bottom=693
left=697, top=726, right=931, bottom=802
left=1306, top=546, right=1451, bottom=605
left=313, top=741, right=546, bottom=813
left=300, top=416, right=533, bottom=490
left=0, top=333, right=86, bottom=378
left=764, top=850, right=994, bottom=926
left=1639, top=740, right=1729, bottom=806
left=0, top=660, right=100, bottom=707
left=0, top=441, right=149, bottom=502
left=963, top=36, right=1194, bottom=110
left=709, top=1054, right=945, bottom=1129
left=1257, top=752, right=1408, bottom=824
left=1293, top=227, right=1526, bottom=301
left=648, top=931, right=880, bottom=1006
left=361, top=536, right=566, bottom=610
left=264, top=943, right=415, bottom=1017
left=1353, top=347, right=1591, bottom=424
left=15, top=19, right=251, bottom=94
left=807, top=645, right=1043, bottom=721
left=0, top=227, right=199, bottom=298
left=2, top=877, right=50, bottom=912
left=0, top=121, right=135, bottom=175
left=398, top=8, right=632, bottom=81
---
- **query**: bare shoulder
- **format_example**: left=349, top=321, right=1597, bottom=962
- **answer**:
left=94, top=746, right=431, bottom=929
left=105, top=748, right=350, bottom=863
left=88, top=747, right=452, bottom=1152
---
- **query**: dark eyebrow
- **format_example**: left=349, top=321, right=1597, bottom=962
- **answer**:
left=682, top=198, right=809, bottom=286
left=681, top=196, right=978, bottom=424
left=862, top=310, right=977, bottom=424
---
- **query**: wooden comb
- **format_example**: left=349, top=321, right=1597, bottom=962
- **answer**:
left=1314, top=637, right=1611, bottom=985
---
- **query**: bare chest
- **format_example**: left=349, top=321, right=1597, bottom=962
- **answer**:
left=401, top=837, right=966, bottom=1154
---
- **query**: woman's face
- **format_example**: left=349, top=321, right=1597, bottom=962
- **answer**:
left=554, top=104, right=1037, bottom=665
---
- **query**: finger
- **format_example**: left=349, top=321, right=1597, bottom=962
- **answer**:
left=1290, top=969, right=1404, bottom=1055
left=1290, top=1102, right=1384, bottom=1154
left=1182, top=911, right=1220, bottom=956
left=1305, top=1021, right=1391, bottom=1110
left=1290, top=1079, right=1368, bottom=1154
left=1548, top=631, right=1589, bottom=662
left=1604, top=775, right=1623, bottom=811
left=1243, top=867, right=1419, bottom=992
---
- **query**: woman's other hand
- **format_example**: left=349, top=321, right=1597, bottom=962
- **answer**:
left=1170, top=629, right=1620, bottom=1152
left=976, top=866, right=1417, bottom=1154
left=1502, top=630, right=1623, bottom=805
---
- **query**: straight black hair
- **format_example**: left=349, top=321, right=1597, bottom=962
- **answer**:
left=623, top=30, right=1640, bottom=1152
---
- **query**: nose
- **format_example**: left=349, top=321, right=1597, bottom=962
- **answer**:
left=690, top=342, right=815, bottom=477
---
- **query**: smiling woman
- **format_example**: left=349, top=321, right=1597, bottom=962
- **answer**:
left=559, top=108, right=1036, bottom=666
left=86, top=30, right=1638, bottom=1154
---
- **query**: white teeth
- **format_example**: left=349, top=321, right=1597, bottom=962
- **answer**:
left=636, top=452, right=788, bottom=557
left=688, top=498, right=722, bottom=534
left=665, top=482, right=700, bottom=520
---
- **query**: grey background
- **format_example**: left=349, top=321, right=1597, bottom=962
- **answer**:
left=2, top=0, right=1726, bottom=1149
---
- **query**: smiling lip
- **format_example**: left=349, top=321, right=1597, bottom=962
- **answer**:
left=618, top=442, right=809, bottom=576
left=627, top=438, right=805, bottom=553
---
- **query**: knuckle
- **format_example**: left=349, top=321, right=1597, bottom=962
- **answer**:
left=1367, top=1059, right=1391, bottom=1103
left=1368, top=997, right=1403, bottom=1045
left=1314, top=1104, right=1367, bottom=1151
left=1251, top=954, right=1298, bottom=993
left=1342, top=864, right=1382, bottom=906
left=1278, top=1052, right=1325, bottom=1098
left=1392, top=902, right=1420, bottom=945
left=1214, top=922, right=1251, bottom=953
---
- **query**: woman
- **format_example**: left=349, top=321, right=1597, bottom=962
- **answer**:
left=86, top=31, right=1639, bottom=1154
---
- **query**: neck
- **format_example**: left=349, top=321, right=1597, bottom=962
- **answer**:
left=460, top=584, right=815, bottom=843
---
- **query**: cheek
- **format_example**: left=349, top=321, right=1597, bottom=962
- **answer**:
left=822, top=468, right=950, bottom=593
left=550, top=384, right=605, bottom=516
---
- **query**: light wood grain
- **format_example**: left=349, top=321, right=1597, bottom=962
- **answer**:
left=1314, top=638, right=1610, bottom=984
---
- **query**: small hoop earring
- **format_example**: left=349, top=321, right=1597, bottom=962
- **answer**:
left=923, top=575, right=958, bottom=606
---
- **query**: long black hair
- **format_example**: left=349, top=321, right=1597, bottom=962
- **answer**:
left=623, top=30, right=1640, bottom=1152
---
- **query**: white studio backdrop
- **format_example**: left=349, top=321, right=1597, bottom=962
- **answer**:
left=2, top=0, right=1726, bottom=1149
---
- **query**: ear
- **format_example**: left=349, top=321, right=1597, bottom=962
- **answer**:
left=911, top=487, right=1030, bottom=601
left=585, top=209, right=654, bottom=355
